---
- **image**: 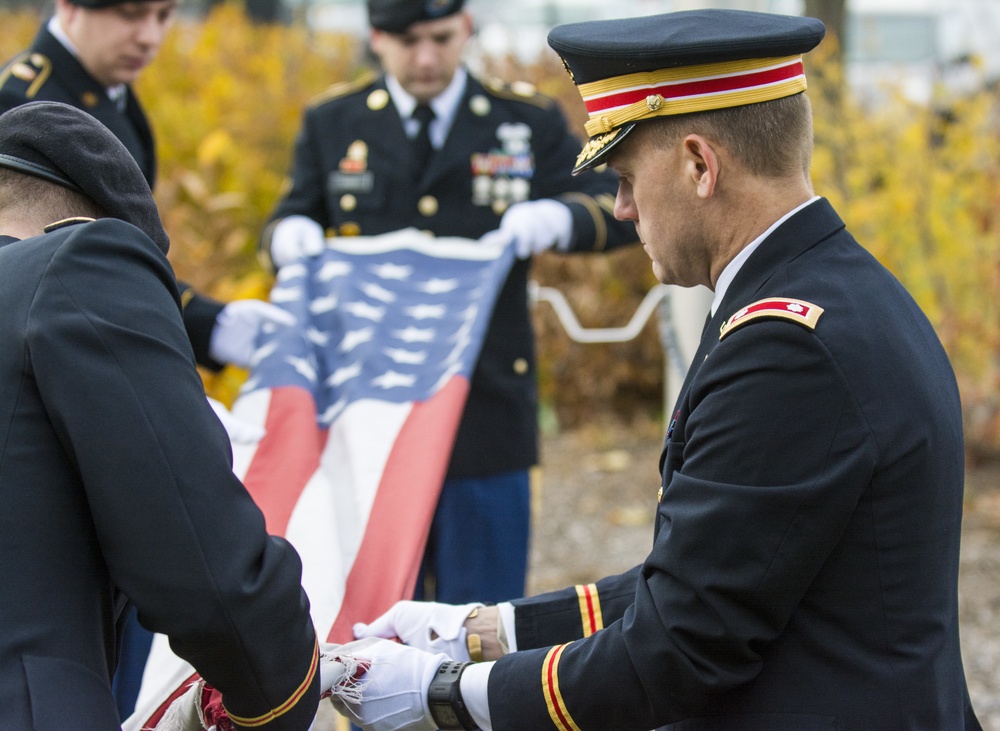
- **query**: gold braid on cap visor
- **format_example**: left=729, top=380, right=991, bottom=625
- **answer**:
left=579, top=55, right=806, bottom=136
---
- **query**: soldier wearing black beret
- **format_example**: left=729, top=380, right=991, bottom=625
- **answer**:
left=0, top=101, right=331, bottom=731
left=0, top=0, right=303, bottom=713
left=334, top=9, right=982, bottom=731
left=261, top=0, right=639, bottom=621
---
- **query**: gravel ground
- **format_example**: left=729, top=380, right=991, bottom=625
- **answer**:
left=529, top=420, right=1000, bottom=729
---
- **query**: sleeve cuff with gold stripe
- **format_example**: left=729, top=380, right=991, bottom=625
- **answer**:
left=224, top=639, right=319, bottom=728
left=542, top=643, right=583, bottom=731
left=575, top=583, right=604, bottom=637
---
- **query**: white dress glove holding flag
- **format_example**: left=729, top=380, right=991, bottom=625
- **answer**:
left=353, top=601, right=483, bottom=662
left=152, top=643, right=368, bottom=731
left=209, top=299, right=296, bottom=368
left=497, top=199, right=573, bottom=259
left=270, top=214, right=326, bottom=268
left=330, top=638, right=447, bottom=731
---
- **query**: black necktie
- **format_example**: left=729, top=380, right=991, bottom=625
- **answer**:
left=411, top=104, right=435, bottom=173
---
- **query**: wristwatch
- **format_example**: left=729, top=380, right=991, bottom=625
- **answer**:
left=427, top=661, right=479, bottom=730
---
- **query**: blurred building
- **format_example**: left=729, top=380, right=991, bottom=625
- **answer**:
left=301, top=0, right=1000, bottom=103
left=843, top=0, right=1000, bottom=104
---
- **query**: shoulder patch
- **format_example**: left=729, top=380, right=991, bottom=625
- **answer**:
left=483, top=77, right=553, bottom=109
left=307, top=69, right=377, bottom=107
left=719, top=298, right=824, bottom=341
left=0, top=52, right=52, bottom=99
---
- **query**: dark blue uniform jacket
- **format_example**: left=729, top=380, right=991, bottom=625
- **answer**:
left=0, top=221, right=319, bottom=730
left=501, top=199, right=980, bottom=730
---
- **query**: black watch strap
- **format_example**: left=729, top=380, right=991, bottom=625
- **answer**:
left=427, top=661, right=479, bottom=730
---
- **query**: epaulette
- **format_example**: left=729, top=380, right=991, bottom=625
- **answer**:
left=483, top=77, right=553, bottom=110
left=0, top=52, right=53, bottom=99
left=307, top=69, right=378, bottom=107
left=719, top=297, right=824, bottom=341
left=43, top=217, right=95, bottom=233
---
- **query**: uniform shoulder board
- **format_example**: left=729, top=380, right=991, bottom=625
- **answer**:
left=43, top=217, right=96, bottom=233
left=719, top=297, right=824, bottom=341
left=0, top=52, right=53, bottom=99
left=483, top=77, right=553, bottom=109
left=307, top=69, right=378, bottom=107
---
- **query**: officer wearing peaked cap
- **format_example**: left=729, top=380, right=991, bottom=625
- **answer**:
left=262, top=0, right=638, bottom=613
left=0, top=101, right=328, bottom=731
left=333, top=10, right=982, bottom=731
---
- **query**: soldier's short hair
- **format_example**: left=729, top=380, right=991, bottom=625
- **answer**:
left=0, top=167, right=105, bottom=227
left=650, top=92, right=814, bottom=179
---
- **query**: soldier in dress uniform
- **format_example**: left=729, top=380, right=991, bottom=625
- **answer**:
left=261, top=0, right=638, bottom=609
left=0, top=0, right=294, bottom=375
left=0, top=0, right=298, bottom=717
left=0, top=100, right=324, bottom=731
left=335, top=9, right=983, bottom=731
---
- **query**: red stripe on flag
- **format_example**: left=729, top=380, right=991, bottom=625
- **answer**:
left=326, top=376, right=470, bottom=642
left=242, top=386, right=329, bottom=537
left=584, top=62, right=803, bottom=113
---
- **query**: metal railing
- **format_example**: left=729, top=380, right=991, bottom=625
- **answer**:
left=528, top=282, right=696, bottom=408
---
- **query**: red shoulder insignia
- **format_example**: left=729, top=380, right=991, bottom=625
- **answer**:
left=719, top=297, right=824, bottom=341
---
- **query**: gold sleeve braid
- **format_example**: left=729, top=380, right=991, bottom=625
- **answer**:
left=224, top=640, right=319, bottom=728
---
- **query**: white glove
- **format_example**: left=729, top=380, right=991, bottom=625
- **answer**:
left=353, top=601, right=482, bottom=662
left=270, top=215, right=326, bottom=268
left=209, top=299, right=296, bottom=368
left=330, top=637, right=447, bottom=731
left=207, top=396, right=265, bottom=443
left=496, top=199, right=572, bottom=259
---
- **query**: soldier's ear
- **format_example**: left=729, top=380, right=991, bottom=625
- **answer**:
left=682, top=134, right=720, bottom=200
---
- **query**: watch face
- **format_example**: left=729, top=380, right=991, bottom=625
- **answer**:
left=432, top=705, right=462, bottom=726
left=428, top=661, right=476, bottom=730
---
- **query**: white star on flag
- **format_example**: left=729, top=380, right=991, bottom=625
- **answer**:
left=371, top=262, right=412, bottom=280
left=405, top=303, right=447, bottom=320
left=419, top=278, right=460, bottom=294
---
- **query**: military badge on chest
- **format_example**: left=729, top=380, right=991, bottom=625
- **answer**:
left=470, top=122, right=535, bottom=215
left=327, top=139, right=374, bottom=201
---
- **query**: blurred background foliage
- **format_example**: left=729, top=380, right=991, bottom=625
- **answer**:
left=4, top=4, right=1000, bottom=458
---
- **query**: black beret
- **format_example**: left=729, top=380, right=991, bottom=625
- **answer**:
left=368, top=0, right=465, bottom=33
left=0, top=101, right=169, bottom=253
left=547, top=9, right=826, bottom=173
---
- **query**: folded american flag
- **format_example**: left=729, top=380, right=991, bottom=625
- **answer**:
left=127, top=228, right=514, bottom=729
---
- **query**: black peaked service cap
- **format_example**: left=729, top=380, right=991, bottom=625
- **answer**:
left=547, top=9, right=826, bottom=174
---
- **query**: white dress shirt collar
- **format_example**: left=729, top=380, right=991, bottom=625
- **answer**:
left=385, top=67, right=467, bottom=149
left=710, top=196, right=821, bottom=316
